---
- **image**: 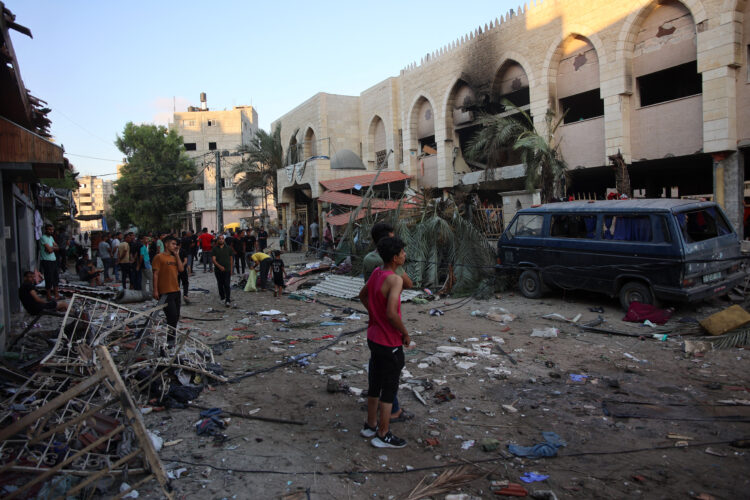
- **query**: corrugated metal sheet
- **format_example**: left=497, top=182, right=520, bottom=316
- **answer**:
left=319, top=171, right=410, bottom=192
left=307, top=274, right=423, bottom=302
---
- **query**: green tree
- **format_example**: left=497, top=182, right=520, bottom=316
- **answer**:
left=110, top=122, right=196, bottom=229
left=232, top=123, right=284, bottom=212
left=466, top=102, right=567, bottom=203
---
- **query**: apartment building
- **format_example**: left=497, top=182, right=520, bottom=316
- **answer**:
left=171, top=93, right=269, bottom=231
left=74, top=175, right=113, bottom=231
left=273, top=0, right=750, bottom=235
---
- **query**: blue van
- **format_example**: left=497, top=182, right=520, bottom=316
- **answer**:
left=496, top=199, right=745, bottom=309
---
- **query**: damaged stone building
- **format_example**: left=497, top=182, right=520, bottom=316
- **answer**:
left=273, top=0, right=750, bottom=236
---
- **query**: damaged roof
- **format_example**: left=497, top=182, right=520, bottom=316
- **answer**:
left=319, top=171, right=410, bottom=192
left=319, top=190, right=407, bottom=210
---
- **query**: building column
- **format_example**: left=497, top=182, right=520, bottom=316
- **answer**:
left=713, top=151, right=744, bottom=235
left=0, top=179, right=8, bottom=348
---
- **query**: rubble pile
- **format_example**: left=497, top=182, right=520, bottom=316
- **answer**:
left=0, top=294, right=224, bottom=498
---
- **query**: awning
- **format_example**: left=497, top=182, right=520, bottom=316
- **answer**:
left=0, top=116, right=66, bottom=179
left=325, top=208, right=389, bottom=227
left=319, top=171, right=410, bottom=192
left=318, top=190, right=406, bottom=210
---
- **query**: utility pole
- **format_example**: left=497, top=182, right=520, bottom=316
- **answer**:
left=215, top=151, right=224, bottom=231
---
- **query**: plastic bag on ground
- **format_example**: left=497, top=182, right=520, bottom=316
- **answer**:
left=244, top=270, right=257, bottom=292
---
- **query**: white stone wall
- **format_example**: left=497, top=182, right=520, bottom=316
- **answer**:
left=273, top=0, right=743, bottom=199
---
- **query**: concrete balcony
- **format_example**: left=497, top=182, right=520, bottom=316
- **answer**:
left=631, top=94, right=702, bottom=161
left=558, top=116, right=605, bottom=168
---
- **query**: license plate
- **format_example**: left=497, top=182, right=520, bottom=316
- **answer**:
left=702, top=272, right=721, bottom=283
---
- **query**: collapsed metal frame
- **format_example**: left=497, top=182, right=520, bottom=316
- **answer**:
left=0, top=347, right=174, bottom=499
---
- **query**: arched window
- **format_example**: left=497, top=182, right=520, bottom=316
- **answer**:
left=304, top=128, right=317, bottom=157
left=494, top=61, right=530, bottom=109
left=369, top=116, right=387, bottom=168
left=557, top=36, right=603, bottom=123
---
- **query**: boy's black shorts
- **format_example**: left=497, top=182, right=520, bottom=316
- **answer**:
left=367, top=339, right=404, bottom=404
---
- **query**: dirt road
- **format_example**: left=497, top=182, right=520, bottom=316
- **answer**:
left=136, top=258, right=749, bottom=499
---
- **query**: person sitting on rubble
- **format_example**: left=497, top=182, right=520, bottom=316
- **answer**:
left=358, top=236, right=412, bottom=449
left=19, top=271, right=68, bottom=314
left=76, top=254, right=103, bottom=286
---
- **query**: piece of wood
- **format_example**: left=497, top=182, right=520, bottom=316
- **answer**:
left=411, top=387, right=428, bottom=406
left=28, top=400, right=116, bottom=446
left=97, top=346, right=174, bottom=499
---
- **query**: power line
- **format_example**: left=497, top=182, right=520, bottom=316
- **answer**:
left=66, top=153, right=122, bottom=162
left=54, top=108, right=114, bottom=147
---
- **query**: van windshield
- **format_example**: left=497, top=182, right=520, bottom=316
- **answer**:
left=675, top=207, right=732, bottom=243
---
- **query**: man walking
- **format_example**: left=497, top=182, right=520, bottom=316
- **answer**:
left=310, top=219, right=319, bottom=252
left=39, top=224, right=60, bottom=300
left=98, top=233, right=113, bottom=282
left=232, top=230, right=246, bottom=274
left=211, top=234, right=234, bottom=307
left=152, top=235, right=183, bottom=344
left=111, top=232, right=121, bottom=281
left=358, top=237, right=410, bottom=449
left=117, top=233, right=132, bottom=289
left=197, top=228, right=214, bottom=272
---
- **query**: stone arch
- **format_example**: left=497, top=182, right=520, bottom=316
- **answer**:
left=492, top=59, right=531, bottom=111
left=406, top=93, right=438, bottom=150
left=303, top=126, right=317, bottom=157
left=616, top=0, right=707, bottom=58
left=542, top=26, right=608, bottom=106
left=493, top=51, right=537, bottom=92
left=442, top=77, right=477, bottom=134
left=407, top=94, right=439, bottom=188
left=367, top=114, right=388, bottom=168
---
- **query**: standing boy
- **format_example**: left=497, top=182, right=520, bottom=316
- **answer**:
left=257, top=226, right=268, bottom=252
left=211, top=234, right=234, bottom=307
left=358, top=237, right=410, bottom=448
left=152, top=236, right=184, bottom=341
left=39, top=224, right=60, bottom=300
left=271, top=250, right=286, bottom=298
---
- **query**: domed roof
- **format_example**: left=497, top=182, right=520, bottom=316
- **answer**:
left=330, top=149, right=365, bottom=170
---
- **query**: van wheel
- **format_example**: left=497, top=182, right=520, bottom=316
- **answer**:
left=519, top=270, right=543, bottom=299
left=619, top=281, right=653, bottom=311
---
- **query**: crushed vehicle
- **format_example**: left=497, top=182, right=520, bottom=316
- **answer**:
left=496, top=199, right=745, bottom=309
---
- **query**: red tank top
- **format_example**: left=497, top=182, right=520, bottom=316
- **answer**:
left=366, top=267, right=403, bottom=347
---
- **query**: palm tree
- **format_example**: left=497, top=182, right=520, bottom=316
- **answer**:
left=232, top=123, right=284, bottom=212
left=466, top=101, right=567, bottom=203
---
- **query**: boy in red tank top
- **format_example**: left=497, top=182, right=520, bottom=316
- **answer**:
left=358, top=237, right=411, bottom=448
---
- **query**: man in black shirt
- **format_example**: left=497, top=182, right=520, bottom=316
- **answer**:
left=233, top=230, right=246, bottom=274
left=19, top=271, right=68, bottom=314
left=181, top=231, right=194, bottom=274
left=257, top=227, right=268, bottom=252
left=243, top=231, right=256, bottom=268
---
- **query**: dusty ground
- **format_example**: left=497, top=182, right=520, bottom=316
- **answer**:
left=13, top=252, right=749, bottom=499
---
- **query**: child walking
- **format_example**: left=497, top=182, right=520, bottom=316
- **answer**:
left=271, top=250, right=286, bottom=298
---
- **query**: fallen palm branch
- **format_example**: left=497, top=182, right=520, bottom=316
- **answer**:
left=403, top=465, right=485, bottom=500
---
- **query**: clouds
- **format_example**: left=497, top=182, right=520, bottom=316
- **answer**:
left=151, top=96, right=191, bottom=126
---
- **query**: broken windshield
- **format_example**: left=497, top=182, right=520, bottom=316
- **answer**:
left=675, top=207, right=732, bottom=243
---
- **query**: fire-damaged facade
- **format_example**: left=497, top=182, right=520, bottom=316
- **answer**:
left=274, top=0, right=750, bottom=238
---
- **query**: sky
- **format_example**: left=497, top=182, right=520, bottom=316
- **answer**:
left=10, top=0, right=518, bottom=178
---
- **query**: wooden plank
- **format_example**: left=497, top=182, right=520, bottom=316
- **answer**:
left=97, top=346, right=174, bottom=499
left=28, top=399, right=117, bottom=446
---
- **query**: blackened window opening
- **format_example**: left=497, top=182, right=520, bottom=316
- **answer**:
left=184, top=143, right=197, bottom=151
left=638, top=61, right=702, bottom=107
left=559, top=89, right=604, bottom=124
left=208, top=142, right=217, bottom=150
left=499, top=87, right=530, bottom=109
